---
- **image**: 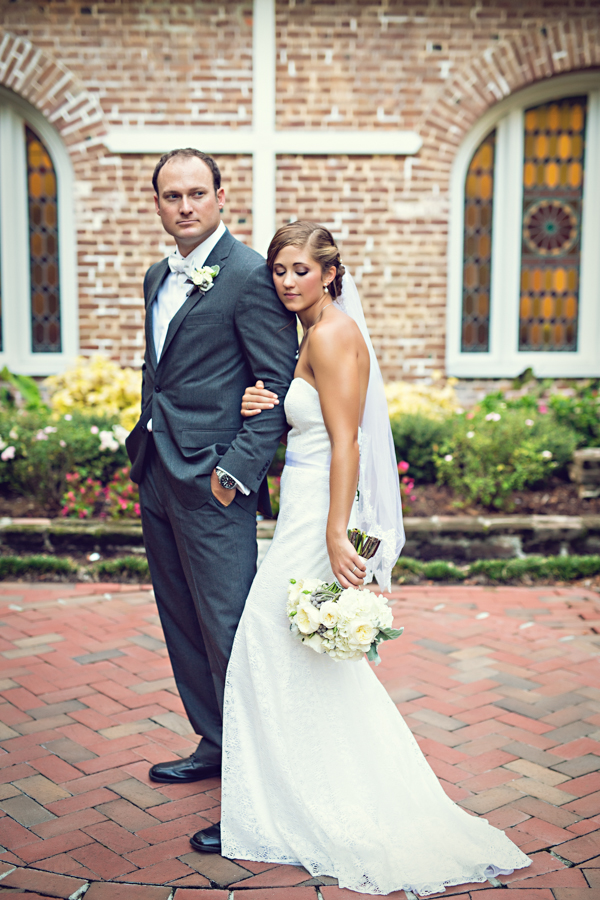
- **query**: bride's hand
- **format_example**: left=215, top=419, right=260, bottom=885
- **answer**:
left=327, top=532, right=367, bottom=589
left=241, top=380, right=279, bottom=417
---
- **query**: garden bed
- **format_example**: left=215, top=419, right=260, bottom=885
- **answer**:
left=2, top=477, right=600, bottom=522
left=404, top=477, right=600, bottom=518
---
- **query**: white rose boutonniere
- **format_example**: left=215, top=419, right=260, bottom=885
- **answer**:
left=190, top=264, right=220, bottom=292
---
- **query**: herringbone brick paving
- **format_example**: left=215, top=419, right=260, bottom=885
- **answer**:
left=0, top=582, right=599, bottom=898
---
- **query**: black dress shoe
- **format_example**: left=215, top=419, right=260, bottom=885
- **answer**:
left=190, top=822, right=221, bottom=854
left=149, top=756, right=221, bottom=784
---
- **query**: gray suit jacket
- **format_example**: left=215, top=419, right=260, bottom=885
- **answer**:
left=126, top=228, right=298, bottom=516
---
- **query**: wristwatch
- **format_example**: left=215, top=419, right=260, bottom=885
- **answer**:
left=216, top=467, right=237, bottom=490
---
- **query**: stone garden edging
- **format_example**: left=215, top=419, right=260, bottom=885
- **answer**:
left=1, top=514, right=599, bottom=562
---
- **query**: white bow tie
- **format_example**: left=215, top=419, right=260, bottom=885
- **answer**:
left=168, top=254, right=191, bottom=277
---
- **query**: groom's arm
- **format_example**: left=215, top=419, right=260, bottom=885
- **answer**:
left=217, top=262, right=298, bottom=493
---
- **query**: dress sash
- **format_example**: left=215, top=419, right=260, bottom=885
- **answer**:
left=285, top=449, right=331, bottom=470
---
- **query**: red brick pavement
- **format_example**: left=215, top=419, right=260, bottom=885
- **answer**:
left=0, top=581, right=599, bottom=898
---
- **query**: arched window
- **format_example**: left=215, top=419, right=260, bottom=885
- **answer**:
left=448, top=74, right=600, bottom=378
left=0, top=87, right=77, bottom=374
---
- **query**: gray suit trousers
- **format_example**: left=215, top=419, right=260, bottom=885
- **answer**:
left=139, top=439, right=257, bottom=765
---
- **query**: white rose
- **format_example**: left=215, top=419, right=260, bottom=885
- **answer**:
left=345, top=618, right=378, bottom=649
left=336, top=588, right=362, bottom=616
left=377, top=605, right=394, bottom=629
left=320, top=600, right=342, bottom=629
left=303, top=633, right=326, bottom=654
left=287, top=580, right=304, bottom=613
left=296, top=599, right=322, bottom=634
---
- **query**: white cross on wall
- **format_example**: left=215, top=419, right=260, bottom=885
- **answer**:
left=106, top=0, right=422, bottom=255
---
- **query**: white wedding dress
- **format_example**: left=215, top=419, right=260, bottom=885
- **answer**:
left=221, top=377, right=530, bottom=896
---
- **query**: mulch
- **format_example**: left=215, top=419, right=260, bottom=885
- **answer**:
left=405, top=478, right=600, bottom=518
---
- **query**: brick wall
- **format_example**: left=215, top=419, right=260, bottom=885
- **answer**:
left=1, top=0, right=599, bottom=377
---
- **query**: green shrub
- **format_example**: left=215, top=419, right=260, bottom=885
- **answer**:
left=548, top=386, right=600, bottom=448
left=95, top=556, right=150, bottom=581
left=389, top=413, right=454, bottom=483
left=0, top=409, right=128, bottom=509
left=421, top=560, right=466, bottom=581
left=0, top=555, right=77, bottom=578
left=478, top=381, right=600, bottom=448
left=469, top=555, right=600, bottom=582
left=392, top=554, right=600, bottom=584
left=434, top=408, right=578, bottom=509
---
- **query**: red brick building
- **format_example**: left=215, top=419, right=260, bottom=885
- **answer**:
left=0, top=0, right=599, bottom=382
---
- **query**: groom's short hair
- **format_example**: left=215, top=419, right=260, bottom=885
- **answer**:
left=152, top=149, right=221, bottom=195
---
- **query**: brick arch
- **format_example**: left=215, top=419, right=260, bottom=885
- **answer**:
left=0, top=29, right=106, bottom=151
left=419, top=17, right=600, bottom=164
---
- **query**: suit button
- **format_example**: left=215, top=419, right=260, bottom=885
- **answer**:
left=154, top=385, right=161, bottom=393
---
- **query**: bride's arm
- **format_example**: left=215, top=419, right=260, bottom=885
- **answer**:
left=309, top=321, right=367, bottom=589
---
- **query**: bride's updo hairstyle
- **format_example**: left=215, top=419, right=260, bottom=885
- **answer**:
left=267, top=221, right=346, bottom=299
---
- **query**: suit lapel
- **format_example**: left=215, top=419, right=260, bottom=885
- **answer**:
left=145, top=259, right=169, bottom=372
left=157, top=228, right=236, bottom=366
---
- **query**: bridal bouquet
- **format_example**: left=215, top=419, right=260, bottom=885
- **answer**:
left=287, top=529, right=403, bottom=665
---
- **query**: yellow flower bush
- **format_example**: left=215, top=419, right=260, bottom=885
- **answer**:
left=45, top=356, right=141, bottom=431
left=385, top=372, right=460, bottom=421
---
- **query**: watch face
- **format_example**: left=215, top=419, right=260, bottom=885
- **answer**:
left=218, top=472, right=236, bottom=490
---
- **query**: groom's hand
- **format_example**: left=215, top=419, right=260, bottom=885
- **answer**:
left=211, top=469, right=237, bottom=507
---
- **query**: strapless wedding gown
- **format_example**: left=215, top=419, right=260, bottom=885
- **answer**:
left=221, top=378, right=530, bottom=896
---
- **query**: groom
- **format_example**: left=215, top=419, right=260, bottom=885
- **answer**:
left=126, top=149, right=297, bottom=849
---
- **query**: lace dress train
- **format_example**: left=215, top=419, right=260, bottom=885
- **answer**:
left=221, top=378, right=530, bottom=896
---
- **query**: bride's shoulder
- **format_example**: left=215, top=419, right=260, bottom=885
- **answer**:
left=310, top=307, right=362, bottom=345
left=310, top=308, right=364, bottom=353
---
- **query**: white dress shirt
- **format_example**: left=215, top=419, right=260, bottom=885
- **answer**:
left=148, top=220, right=249, bottom=495
left=152, top=219, right=226, bottom=362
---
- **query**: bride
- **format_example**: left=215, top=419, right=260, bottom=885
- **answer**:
left=190, top=221, right=531, bottom=895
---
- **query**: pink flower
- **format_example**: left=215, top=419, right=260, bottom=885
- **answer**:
left=134, top=503, right=141, bottom=516
left=90, top=425, right=99, bottom=434
left=78, top=509, right=88, bottom=518
left=410, top=494, right=417, bottom=501
left=398, top=460, right=410, bottom=473
left=538, top=404, right=548, bottom=414
left=466, top=411, right=474, bottom=420
left=1, top=446, right=16, bottom=461
left=35, top=430, right=48, bottom=441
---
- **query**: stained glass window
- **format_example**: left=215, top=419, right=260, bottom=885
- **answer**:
left=519, top=97, right=586, bottom=352
left=461, top=131, right=495, bottom=352
left=26, top=126, right=61, bottom=353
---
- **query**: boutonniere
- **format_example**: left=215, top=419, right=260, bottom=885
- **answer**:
left=189, top=264, right=220, bottom=293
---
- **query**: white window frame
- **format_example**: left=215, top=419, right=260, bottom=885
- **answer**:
left=447, top=73, right=600, bottom=378
left=0, top=86, right=78, bottom=376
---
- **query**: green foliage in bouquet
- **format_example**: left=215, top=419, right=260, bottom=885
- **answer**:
left=433, top=407, right=578, bottom=509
